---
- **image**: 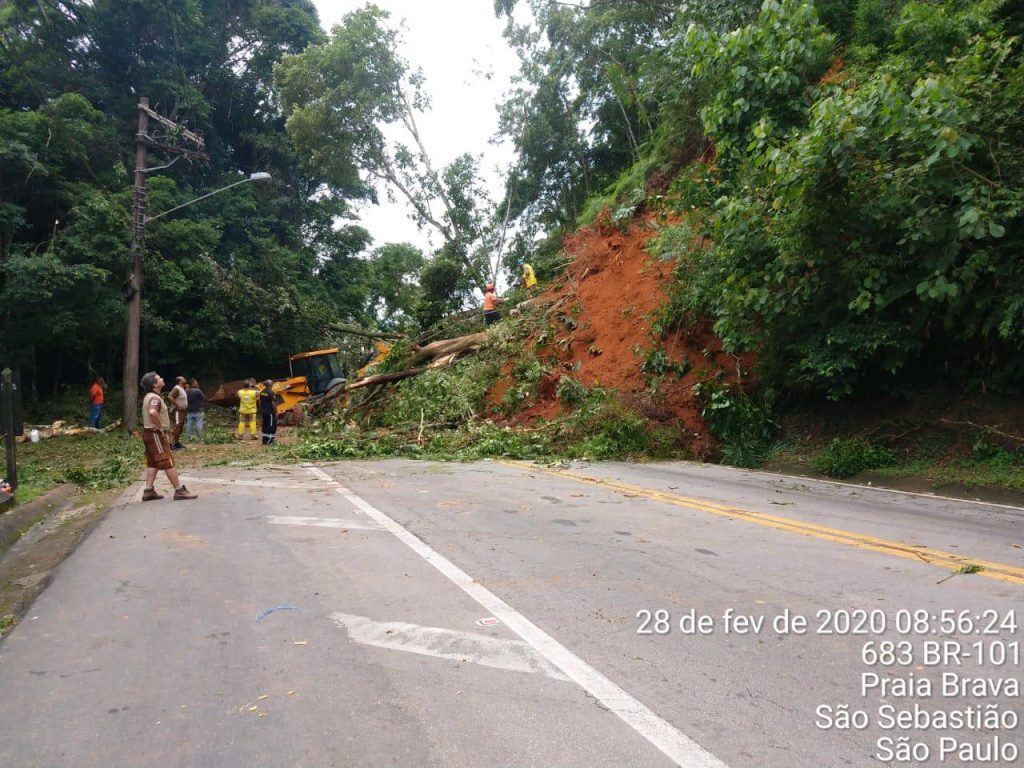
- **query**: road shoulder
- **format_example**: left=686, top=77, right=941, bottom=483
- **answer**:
left=0, top=484, right=131, bottom=640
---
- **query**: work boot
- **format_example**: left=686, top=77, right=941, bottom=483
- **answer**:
left=142, top=487, right=163, bottom=501
left=173, top=485, right=198, bottom=500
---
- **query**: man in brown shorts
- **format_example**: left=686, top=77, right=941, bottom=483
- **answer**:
left=139, top=371, right=197, bottom=501
left=168, top=375, right=189, bottom=450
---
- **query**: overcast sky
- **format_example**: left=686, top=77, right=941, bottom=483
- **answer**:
left=310, top=0, right=521, bottom=255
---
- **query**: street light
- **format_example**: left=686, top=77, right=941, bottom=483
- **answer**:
left=121, top=171, right=273, bottom=432
left=144, top=172, right=272, bottom=223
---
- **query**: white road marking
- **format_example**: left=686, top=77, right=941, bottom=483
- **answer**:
left=305, top=464, right=728, bottom=768
left=329, top=611, right=569, bottom=681
left=267, top=515, right=382, bottom=531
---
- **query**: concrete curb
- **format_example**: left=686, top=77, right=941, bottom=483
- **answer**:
left=0, top=484, right=79, bottom=554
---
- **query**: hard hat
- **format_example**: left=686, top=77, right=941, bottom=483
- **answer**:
left=485, top=282, right=495, bottom=291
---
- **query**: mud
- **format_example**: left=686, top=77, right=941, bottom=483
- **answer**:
left=493, top=213, right=752, bottom=456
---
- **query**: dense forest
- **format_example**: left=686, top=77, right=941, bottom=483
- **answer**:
left=2, top=0, right=1022, bottom=410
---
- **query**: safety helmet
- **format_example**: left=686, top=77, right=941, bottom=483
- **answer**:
left=485, top=282, right=495, bottom=291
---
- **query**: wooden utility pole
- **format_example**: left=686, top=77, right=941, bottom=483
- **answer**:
left=2, top=368, right=19, bottom=492
left=121, top=99, right=206, bottom=432
left=121, top=98, right=149, bottom=433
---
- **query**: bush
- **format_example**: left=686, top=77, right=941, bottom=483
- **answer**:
left=693, top=381, right=777, bottom=468
left=556, top=376, right=588, bottom=405
left=814, top=438, right=897, bottom=477
left=564, top=395, right=674, bottom=459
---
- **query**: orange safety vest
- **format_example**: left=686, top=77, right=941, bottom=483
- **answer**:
left=483, top=290, right=496, bottom=311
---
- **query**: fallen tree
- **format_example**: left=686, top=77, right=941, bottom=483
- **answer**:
left=328, top=323, right=406, bottom=341
left=409, top=332, right=487, bottom=367
left=346, top=367, right=425, bottom=391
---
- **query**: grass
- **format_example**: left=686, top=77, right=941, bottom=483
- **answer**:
left=873, top=454, right=1024, bottom=492
left=768, top=431, right=1024, bottom=494
left=9, top=406, right=295, bottom=504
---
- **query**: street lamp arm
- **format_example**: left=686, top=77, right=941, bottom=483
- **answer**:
left=145, top=173, right=269, bottom=224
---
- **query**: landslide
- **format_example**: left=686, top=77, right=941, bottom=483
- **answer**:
left=488, top=211, right=751, bottom=457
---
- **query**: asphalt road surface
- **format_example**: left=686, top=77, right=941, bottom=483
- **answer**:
left=1, top=459, right=1022, bottom=767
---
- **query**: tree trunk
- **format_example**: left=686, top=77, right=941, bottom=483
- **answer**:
left=328, top=323, right=405, bottom=341
left=409, top=332, right=487, bottom=366
left=346, top=367, right=426, bottom=391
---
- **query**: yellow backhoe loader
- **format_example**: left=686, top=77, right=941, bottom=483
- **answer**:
left=210, top=342, right=392, bottom=423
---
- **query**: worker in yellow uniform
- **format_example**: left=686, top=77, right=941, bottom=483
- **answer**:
left=237, top=379, right=259, bottom=439
left=519, top=260, right=537, bottom=291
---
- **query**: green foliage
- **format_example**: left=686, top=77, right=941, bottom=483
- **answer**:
left=693, top=381, right=778, bottom=467
left=640, top=348, right=692, bottom=378
left=665, top=0, right=1024, bottom=398
left=971, top=435, right=1022, bottom=469
left=0, top=0, right=368, bottom=397
left=565, top=394, right=674, bottom=460
left=380, top=357, right=501, bottom=427
left=685, top=0, right=835, bottom=169
left=814, top=438, right=898, bottom=477
left=415, top=252, right=477, bottom=329
left=202, top=427, right=238, bottom=445
left=454, top=423, right=552, bottom=460
left=556, top=376, right=588, bottom=405
left=17, top=433, right=142, bottom=500
left=366, top=242, right=424, bottom=329
left=63, top=454, right=138, bottom=491
left=276, top=7, right=492, bottom=285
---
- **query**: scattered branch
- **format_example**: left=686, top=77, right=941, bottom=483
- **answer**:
left=939, top=418, right=1024, bottom=443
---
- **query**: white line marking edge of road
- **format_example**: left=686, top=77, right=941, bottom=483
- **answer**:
left=304, top=464, right=728, bottom=768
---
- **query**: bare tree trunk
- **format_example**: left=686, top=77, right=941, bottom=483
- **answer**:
left=346, top=367, right=425, bottom=391
left=328, top=323, right=405, bottom=341
left=409, top=332, right=487, bottom=366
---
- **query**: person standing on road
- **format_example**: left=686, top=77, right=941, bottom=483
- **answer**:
left=483, top=282, right=501, bottom=326
left=237, top=379, right=259, bottom=440
left=185, top=378, right=206, bottom=441
left=259, top=380, right=278, bottom=446
left=139, top=372, right=197, bottom=501
left=87, top=376, right=105, bottom=429
left=167, top=376, right=188, bottom=450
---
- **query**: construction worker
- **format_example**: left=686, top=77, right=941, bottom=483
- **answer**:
left=259, top=380, right=278, bottom=445
left=483, top=282, right=500, bottom=326
left=237, top=379, right=259, bottom=439
left=519, top=261, right=537, bottom=291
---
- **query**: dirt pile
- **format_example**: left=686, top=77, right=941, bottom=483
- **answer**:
left=493, top=213, right=750, bottom=456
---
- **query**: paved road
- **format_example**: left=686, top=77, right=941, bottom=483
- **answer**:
left=1, top=459, right=1022, bottom=767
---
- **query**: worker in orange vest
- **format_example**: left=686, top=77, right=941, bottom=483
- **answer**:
left=483, top=282, right=501, bottom=326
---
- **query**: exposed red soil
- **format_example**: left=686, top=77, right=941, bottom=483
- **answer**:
left=489, top=211, right=754, bottom=456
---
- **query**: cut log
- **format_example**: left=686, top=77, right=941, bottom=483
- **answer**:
left=409, top=332, right=486, bottom=366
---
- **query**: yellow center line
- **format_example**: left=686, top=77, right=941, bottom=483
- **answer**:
left=498, top=461, right=1024, bottom=587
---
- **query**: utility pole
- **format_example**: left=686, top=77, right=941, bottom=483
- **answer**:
left=122, top=97, right=149, bottom=433
left=121, top=98, right=206, bottom=432
left=2, top=368, right=20, bottom=493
